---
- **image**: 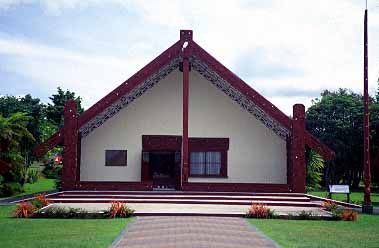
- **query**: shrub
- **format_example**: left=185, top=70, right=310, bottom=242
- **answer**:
left=107, top=201, right=134, bottom=218
left=2, top=182, right=23, bottom=196
left=340, top=209, right=358, bottom=221
left=37, top=206, right=89, bottom=218
left=55, top=178, right=62, bottom=191
left=31, top=193, right=50, bottom=209
left=322, top=200, right=338, bottom=212
left=42, top=165, right=62, bottom=179
left=13, top=202, right=36, bottom=218
left=330, top=209, right=342, bottom=220
left=298, top=210, right=314, bottom=220
left=245, top=203, right=275, bottom=218
left=26, top=168, right=39, bottom=184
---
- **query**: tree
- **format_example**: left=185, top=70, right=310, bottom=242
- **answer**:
left=46, top=87, right=83, bottom=127
left=306, top=88, right=379, bottom=188
left=0, top=112, right=35, bottom=195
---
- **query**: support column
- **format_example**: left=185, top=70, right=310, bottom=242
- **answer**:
left=291, top=104, right=306, bottom=193
left=180, top=30, right=192, bottom=186
left=62, top=100, right=78, bottom=190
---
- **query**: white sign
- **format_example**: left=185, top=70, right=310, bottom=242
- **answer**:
left=329, top=185, right=350, bottom=193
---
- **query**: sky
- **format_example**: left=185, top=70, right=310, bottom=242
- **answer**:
left=0, top=0, right=378, bottom=114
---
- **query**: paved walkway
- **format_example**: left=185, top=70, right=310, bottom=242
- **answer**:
left=110, top=216, right=279, bottom=248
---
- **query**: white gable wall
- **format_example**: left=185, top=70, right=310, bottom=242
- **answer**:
left=80, top=69, right=287, bottom=184
left=80, top=70, right=183, bottom=181
left=188, top=71, right=287, bottom=184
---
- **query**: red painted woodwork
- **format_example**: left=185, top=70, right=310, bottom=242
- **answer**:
left=62, top=100, right=79, bottom=190
left=304, top=132, right=334, bottom=161
left=189, top=138, right=229, bottom=151
left=286, top=136, right=292, bottom=188
left=190, top=41, right=334, bottom=161
left=76, top=133, right=81, bottom=186
left=363, top=9, right=372, bottom=212
left=34, top=30, right=334, bottom=164
left=32, top=30, right=336, bottom=194
left=291, top=104, right=306, bottom=193
left=142, top=135, right=182, bottom=151
left=182, top=182, right=290, bottom=193
left=76, top=181, right=153, bottom=191
left=182, top=31, right=191, bottom=185
left=32, top=129, right=64, bottom=157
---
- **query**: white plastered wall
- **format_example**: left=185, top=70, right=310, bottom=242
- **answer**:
left=188, top=70, right=287, bottom=184
left=80, top=68, right=287, bottom=184
left=80, top=70, right=183, bottom=181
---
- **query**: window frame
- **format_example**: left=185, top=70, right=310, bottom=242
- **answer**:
left=105, top=150, right=128, bottom=166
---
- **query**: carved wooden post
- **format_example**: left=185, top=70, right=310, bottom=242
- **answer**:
left=62, top=100, right=78, bottom=190
left=291, top=104, right=306, bottom=193
left=181, top=30, right=192, bottom=187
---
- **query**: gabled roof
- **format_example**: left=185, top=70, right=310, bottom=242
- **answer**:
left=33, top=30, right=334, bottom=160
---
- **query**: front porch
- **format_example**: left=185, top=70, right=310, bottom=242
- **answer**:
left=25, top=190, right=360, bottom=218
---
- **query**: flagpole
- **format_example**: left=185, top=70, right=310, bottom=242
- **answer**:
left=362, top=2, right=373, bottom=214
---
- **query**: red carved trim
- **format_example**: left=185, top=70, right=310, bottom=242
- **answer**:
left=32, top=129, right=64, bottom=157
left=76, top=181, right=153, bottom=191
left=182, top=57, right=190, bottom=184
left=35, top=30, right=334, bottom=164
left=189, top=138, right=229, bottom=151
left=77, top=41, right=182, bottom=128
left=304, top=132, right=335, bottom=161
left=182, top=182, right=290, bottom=192
left=142, top=135, right=182, bottom=151
left=62, top=100, right=79, bottom=190
left=291, top=104, right=306, bottom=193
left=286, top=135, right=292, bottom=190
left=76, top=133, right=81, bottom=185
left=190, top=41, right=334, bottom=161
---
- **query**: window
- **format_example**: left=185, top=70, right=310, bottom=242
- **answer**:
left=105, top=150, right=127, bottom=166
left=190, top=151, right=223, bottom=176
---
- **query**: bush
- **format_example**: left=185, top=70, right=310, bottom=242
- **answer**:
left=246, top=203, right=275, bottom=219
left=26, top=168, right=39, bottom=184
left=13, top=202, right=36, bottom=218
left=36, top=206, right=91, bottom=218
left=1, top=182, right=23, bottom=196
left=298, top=210, right=314, bottom=220
left=55, top=178, right=62, bottom=191
left=31, top=194, right=50, bottom=209
left=106, top=201, right=134, bottom=218
left=322, top=200, right=338, bottom=212
left=340, top=210, right=358, bottom=221
left=42, top=165, right=62, bottom=179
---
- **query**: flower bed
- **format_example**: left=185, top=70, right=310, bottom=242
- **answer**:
left=13, top=195, right=134, bottom=219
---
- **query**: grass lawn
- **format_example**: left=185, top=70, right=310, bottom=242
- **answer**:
left=1, top=178, right=56, bottom=200
left=0, top=205, right=132, bottom=248
left=249, top=214, right=379, bottom=248
left=308, top=191, right=379, bottom=207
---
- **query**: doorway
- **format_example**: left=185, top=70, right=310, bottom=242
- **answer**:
left=149, top=151, right=176, bottom=189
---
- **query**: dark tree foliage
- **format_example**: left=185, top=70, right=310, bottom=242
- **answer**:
left=46, top=87, right=84, bottom=127
left=306, top=88, right=379, bottom=189
left=0, top=95, right=44, bottom=159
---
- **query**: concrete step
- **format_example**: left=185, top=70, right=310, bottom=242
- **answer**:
left=51, top=202, right=331, bottom=218
left=55, top=190, right=306, bottom=197
left=54, top=193, right=311, bottom=202
left=48, top=197, right=321, bottom=207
